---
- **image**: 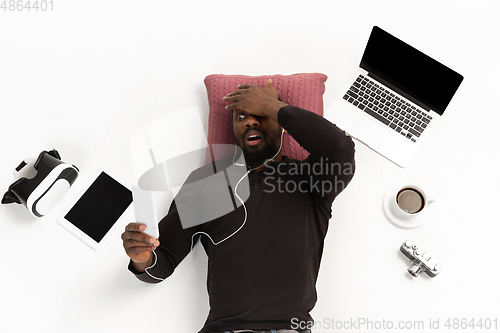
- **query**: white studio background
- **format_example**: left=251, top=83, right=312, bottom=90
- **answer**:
left=1, top=1, right=499, bottom=332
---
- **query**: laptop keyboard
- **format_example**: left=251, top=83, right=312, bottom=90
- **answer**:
left=343, top=74, right=432, bottom=142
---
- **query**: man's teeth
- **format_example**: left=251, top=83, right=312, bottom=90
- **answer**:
left=248, top=135, right=261, bottom=141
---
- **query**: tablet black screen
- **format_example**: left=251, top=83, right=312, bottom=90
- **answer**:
left=64, top=172, right=132, bottom=243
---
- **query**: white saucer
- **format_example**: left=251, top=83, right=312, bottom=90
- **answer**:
left=383, top=181, right=434, bottom=228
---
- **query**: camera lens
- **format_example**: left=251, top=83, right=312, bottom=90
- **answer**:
left=408, top=261, right=424, bottom=277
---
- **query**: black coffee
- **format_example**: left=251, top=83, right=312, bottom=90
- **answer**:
left=396, top=188, right=425, bottom=214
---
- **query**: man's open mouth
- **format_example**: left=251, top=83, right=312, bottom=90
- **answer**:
left=245, top=131, right=263, bottom=146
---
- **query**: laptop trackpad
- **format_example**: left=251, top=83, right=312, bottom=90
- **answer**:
left=349, top=116, right=390, bottom=149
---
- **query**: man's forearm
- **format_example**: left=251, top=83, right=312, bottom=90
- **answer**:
left=278, top=105, right=355, bottom=161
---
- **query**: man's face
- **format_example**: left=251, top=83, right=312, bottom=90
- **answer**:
left=232, top=110, right=282, bottom=168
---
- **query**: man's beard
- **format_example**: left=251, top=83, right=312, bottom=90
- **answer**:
left=235, top=128, right=282, bottom=168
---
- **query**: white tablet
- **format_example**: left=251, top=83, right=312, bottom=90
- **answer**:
left=58, top=164, right=133, bottom=250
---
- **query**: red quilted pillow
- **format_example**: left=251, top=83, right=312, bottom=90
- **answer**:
left=204, top=73, right=328, bottom=161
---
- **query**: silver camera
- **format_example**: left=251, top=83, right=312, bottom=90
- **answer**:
left=400, top=240, right=441, bottom=278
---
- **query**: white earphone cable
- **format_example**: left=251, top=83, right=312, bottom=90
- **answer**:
left=192, top=127, right=285, bottom=248
left=147, top=128, right=285, bottom=281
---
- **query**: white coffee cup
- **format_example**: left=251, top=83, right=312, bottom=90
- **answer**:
left=391, top=184, right=435, bottom=219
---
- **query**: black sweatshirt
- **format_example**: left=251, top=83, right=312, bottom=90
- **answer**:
left=128, top=105, right=356, bottom=332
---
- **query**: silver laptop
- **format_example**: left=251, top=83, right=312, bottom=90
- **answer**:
left=326, top=26, right=463, bottom=167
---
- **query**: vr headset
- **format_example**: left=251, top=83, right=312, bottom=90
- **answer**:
left=2, top=150, right=79, bottom=217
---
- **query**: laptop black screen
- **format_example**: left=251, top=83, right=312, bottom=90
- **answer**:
left=360, top=26, right=463, bottom=115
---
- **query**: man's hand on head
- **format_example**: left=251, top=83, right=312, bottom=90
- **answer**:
left=223, top=79, right=287, bottom=122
